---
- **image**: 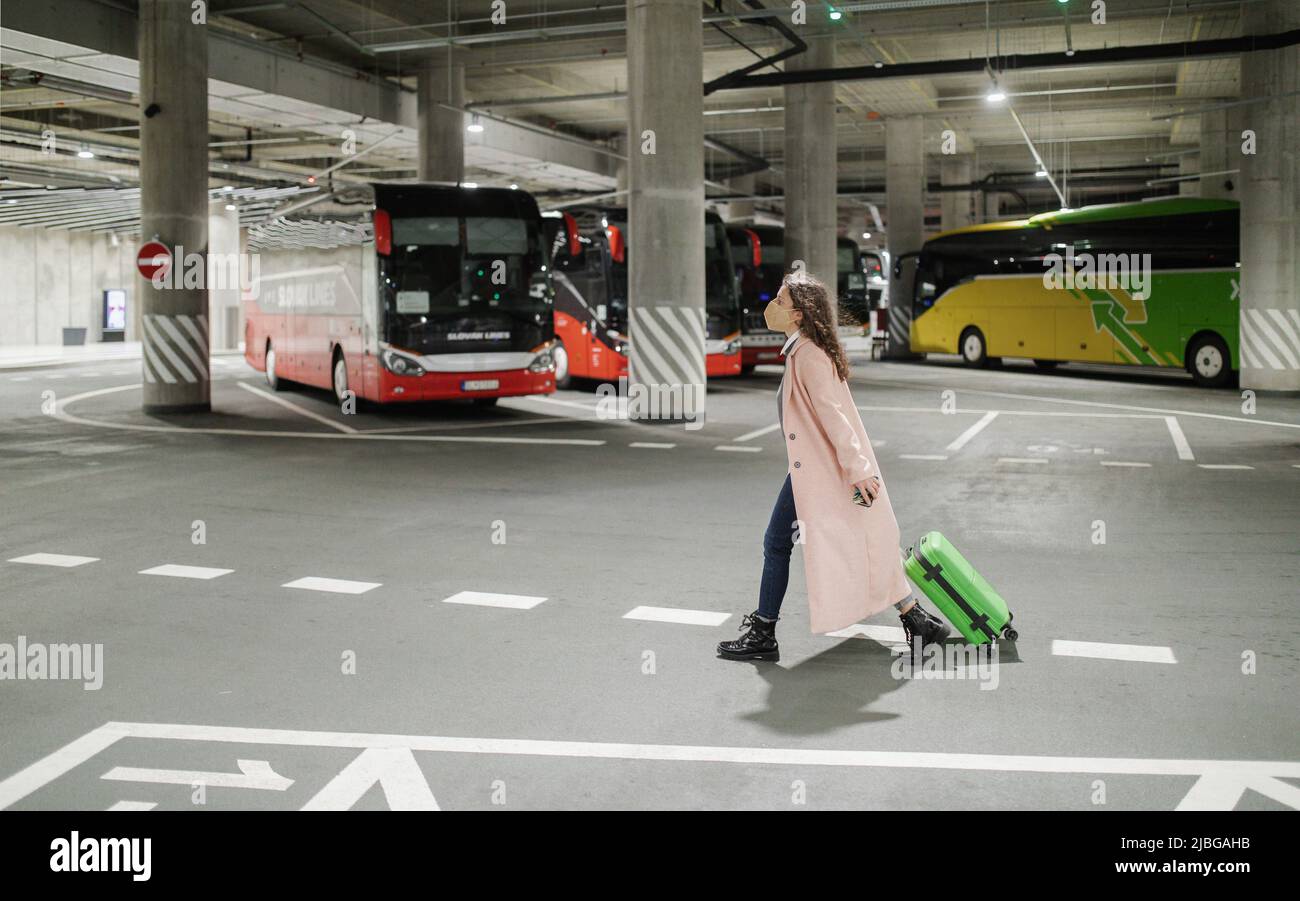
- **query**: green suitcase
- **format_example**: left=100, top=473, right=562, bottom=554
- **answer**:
left=903, top=531, right=1018, bottom=645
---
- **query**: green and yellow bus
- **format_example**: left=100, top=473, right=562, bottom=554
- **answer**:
left=907, top=197, right=1240, bottom=387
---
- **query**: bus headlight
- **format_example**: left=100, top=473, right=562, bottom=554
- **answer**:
left=380, top=348, right=425, bottom=377
left=528, top=348, right=554, bottom=372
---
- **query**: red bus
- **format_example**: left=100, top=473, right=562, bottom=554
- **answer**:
left=244, top=183, right=556, bottom=406
left=727, top=224, right=787, bottom=372
left=543, top=207, right=742, bottom=387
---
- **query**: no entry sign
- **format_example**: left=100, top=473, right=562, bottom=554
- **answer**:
left=136, top=241, right=172, bottom=281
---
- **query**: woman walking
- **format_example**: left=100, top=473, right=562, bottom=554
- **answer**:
left=717, top=271, right=949, bottom=663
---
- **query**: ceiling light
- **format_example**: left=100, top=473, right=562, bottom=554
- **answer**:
left=77, top=145, right=94, bottom=159
left=986, top=88, right=1006, bottom=103
left=463, top=182, right=478, bottom=189
left=510, top=183, right=519, bottom=190
left=1035, top=168, right=1049, bottom=178
left=467, top=113, right=484, bottom=134
left=828, top=8, right=843, bottom=21
left=225, top=203, right=237, bottom=212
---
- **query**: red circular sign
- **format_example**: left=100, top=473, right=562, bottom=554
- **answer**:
left=136, top=241, right=172, bottom=280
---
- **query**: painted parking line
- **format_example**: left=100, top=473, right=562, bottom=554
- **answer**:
left=733, top=423, right=780, bottom=442
left=715, top=445, right=762, bottom=453
left=237, top=381, right=357, bottom=434
left=4, top=721, right=1298, bottom=812
left=624, top=605, right=731, bottom=626
left=441, top=590, right=547, bottom=610
left=945, top=410, right=999, bottom=452
left=1051, top=639, right=1176, bottom=664
left=1197, top=463, right=1255, bottom=470
left=898, top=453, right=948, bottom=461
left=1163, top=416, right=1195, bottom=461
left=826, top=623, right=907, bottom=644
left=107, top=801, right=158, bottom=811
left=283, top=577, right=381, bottom=595
left=629, top=442, right=676, bottom=449
left=997, top=457, right=1049, bottom=464
left=8, top=553, right=100, bottom=568
left=139, top=564, right=234, bottom=580
left=1100, top=461, right=1152, bottom=467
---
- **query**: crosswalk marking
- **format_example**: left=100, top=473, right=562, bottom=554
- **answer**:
left=8, top=553, right=100, bottom=568
left=1051, top=639, right=1176, bottom=664
left=441, top=590, right=547, bottom=609
left=623, top=606, right=731, bottom=626
left=283, top=577, right=381, bottom=595
left=139, top=564, right=233, bottom=580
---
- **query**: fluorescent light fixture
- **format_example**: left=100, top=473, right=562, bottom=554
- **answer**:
left=462, top=182, right=478, bottom=189
left=77, top=145, right=95, bottom=159
left=1035, top=168, right=1049, bottom=178
left=986, top=88, right=1006, bottom=103
left=225, top=203, right=237, bottom=211
left=467, top=113, right=484, bottom=133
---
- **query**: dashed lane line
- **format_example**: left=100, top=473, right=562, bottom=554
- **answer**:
left=629, top=442, right=676, bottom=449
left=138, top=564, right=234, bottom=580
left=441, top=590, right=547, bottom=610
left=1197, top=463, right=1255, bottom=470
left=283, top=577, right=382, bottom=595
left=623, top=606, right=733, bottom=626
left=8, top=553, right=99, bottom=568
left=997, top=457, right=1049, bottom=464
left=898, top=453, right=948, bottom=461
left=1051, top=640, right=1177, bottom=664
left=1101, top=461, right=1152, bottom=468
left=715, top=445, right=762, bottom=453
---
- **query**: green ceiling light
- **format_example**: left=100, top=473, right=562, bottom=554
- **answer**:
left=829, top=8, right=843, bottom=21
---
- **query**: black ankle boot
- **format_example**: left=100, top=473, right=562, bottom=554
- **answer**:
left=717, top=612, right=780, bottom=662
left=899, top=603, right=950, bottom=649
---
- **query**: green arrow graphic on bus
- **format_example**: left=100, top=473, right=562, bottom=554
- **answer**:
left=1089, top=294, right=1158, bottom=365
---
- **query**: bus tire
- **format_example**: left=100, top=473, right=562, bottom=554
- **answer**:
left=959, top=327, right=989, bottom=368
left=740, top=364, right=755, bottom=376
left=553, top=340, right=572, bottom=390
left=473, top=397, right=500, bottom=408
left=331, top=349, right=349, bottom=406
left=1033, top=359, right=1060, bottom=370
left=1186, top=332, right=1233, bottom=388
left=265, top=341, right=286, bottom=391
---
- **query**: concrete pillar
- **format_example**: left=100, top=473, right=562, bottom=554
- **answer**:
left=884, top=115, right=925, bottom=359
left=723, top=172, right=756, bottom=222
left=1238, top=0, right=1300, bottom=391
left=1178, top=151, right=1201, bottom=197
left=983, top=191, right=1001, bottom=223
left=940, top=155, right=974, bottom=231
left=626, top=0, right=705, bottom=421
left=1199, top=108, right=1239, bottom=201
left=783, top=34, right=837, bottom=294
left=138, top=0, right=210, bottom=412
left=418, top=52, right=465, bottom=182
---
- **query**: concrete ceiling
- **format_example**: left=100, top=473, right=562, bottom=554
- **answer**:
left=0, top=0, right=1265, bottom=231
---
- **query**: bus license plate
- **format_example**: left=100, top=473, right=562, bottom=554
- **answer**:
left=461, top=379, right=500, bottom=392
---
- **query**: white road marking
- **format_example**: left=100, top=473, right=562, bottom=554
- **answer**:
left=1163, top=416, right=1195, bottom=460
left=283, top=577, right=381, bottom=595
left=945, top=410, right=999, bottom=452
left=624, top=606, right=732, bottom=626
left=715, top=445, right=762, bottom=453
left=629, top=442, right=676, bottom=449
left=1100, top=461, right=1152, bottom=467
left=898, top=453, right=948, bottom=461
left=5, top=721, right=1298, bottom=812
left=237, top=381, right=357, bottom=434
left=139, top=564, right=233, bottom=580
left=301, top=748, right=438, bottom=811
left=107, top=801, right=157, bottom=811
left=1197, top=463, right=1254, bottom=470
left=441, top=590, right=547, bottom=609
left=1051, top=640, right=1176, bottom=664
left=54, top=385, right=606, bottom=446
left=997, top=457, right=1049, bottom=464
left=734, top=423, right=780, bottom=442
left=8, top=553, right=99, bottom=568
left=827, top=624, right=907, bottom=644
left=102, top=759, right=293, bottom=791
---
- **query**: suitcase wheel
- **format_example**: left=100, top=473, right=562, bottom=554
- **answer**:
left=1002, top=625, right=1019, bottom=641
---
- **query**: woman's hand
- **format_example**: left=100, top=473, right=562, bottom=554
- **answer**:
left=853, top=476, right=882, bottom=504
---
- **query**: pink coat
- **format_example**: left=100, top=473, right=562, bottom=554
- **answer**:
left=781, top=338, right=913, bottom=633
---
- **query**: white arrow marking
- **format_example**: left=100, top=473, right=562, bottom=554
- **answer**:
left=101, top=759, right=292, bottom=791
left=301, top=748, right=438, bottom=811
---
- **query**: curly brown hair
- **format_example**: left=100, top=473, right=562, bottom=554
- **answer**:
left=784, top=270, right=850, bottom=381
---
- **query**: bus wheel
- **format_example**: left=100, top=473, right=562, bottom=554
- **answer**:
left=265, top=342, right=284, bottom=391
left=1187, top=333, right=1232, bottom=388
left=960, top=327, right=989, bottom=367
left=473, top=397, right=500, bottom=408
left=1033, top=359, right=1060, bottom=370
left=331, top=351, right=349, bottom=405
left=740, top=364, right=755, bottom=376
left=553, top=340, right=572, bottom=389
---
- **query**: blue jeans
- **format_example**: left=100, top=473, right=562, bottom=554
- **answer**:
left=757, top=474, right=799, bottom=622
left=755, top=474, right=915, bottom=623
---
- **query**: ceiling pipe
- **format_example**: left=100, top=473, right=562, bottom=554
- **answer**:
left=722, top=29, right=1300, bottom=89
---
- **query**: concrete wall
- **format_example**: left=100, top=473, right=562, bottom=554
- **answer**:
left=0, top=225, right=136, bottom=346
